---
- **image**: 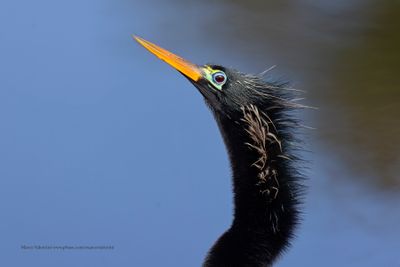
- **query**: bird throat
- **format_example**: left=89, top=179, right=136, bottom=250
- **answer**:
left=204, top=104, right=298, bottom=267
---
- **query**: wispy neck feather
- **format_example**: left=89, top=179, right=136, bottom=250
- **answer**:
left=203, top=88, right=304, bottom=267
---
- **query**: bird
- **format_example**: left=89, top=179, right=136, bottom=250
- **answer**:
left=133, top=36, right=306, bottom=267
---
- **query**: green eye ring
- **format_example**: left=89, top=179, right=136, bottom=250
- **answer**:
left=204, top=68, right=227, bottom=90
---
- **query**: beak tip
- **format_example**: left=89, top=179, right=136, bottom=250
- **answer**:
left=132, top=34, right=141, bottom=43
left=132, top=35, right=202, bottom=82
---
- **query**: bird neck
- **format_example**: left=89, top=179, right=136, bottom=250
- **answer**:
left=204, top=105, right=299, bottom=267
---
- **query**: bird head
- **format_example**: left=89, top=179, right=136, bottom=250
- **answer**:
left=133, top=36, right=281, bottom=117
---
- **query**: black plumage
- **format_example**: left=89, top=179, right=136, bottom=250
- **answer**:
left=134, top=36, right=306, bottom=267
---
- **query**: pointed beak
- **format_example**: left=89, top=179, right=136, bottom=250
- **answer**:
left=133, top=35, right=203, bottom=82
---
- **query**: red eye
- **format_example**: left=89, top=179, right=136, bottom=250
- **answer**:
left=215, top=75, right=225, bottom=83
left=212, top=71, right=227, bottom=85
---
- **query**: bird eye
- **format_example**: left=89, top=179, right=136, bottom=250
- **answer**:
left=212, top=72, right=227, bottom=86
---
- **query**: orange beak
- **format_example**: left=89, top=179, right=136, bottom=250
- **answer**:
left=133, top=35, right=203, bottom=82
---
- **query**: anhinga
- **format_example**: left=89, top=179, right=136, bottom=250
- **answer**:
left=134, top=36, right=305, bottom=267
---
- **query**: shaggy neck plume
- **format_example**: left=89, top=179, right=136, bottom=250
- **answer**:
left=203, top=103, right=300, bottom=267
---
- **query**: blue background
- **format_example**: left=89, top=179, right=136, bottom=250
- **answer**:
left=1, top=0, right=399, bottom=266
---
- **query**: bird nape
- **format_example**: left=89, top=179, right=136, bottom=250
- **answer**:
left=133, top=36, right=305, bottom=267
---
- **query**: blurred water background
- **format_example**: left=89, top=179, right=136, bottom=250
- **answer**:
left=0, top=0, right=399, bottom=266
